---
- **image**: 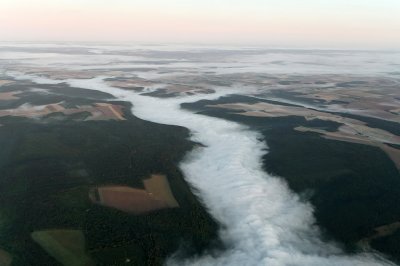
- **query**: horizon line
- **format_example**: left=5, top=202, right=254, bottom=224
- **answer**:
left=1, top=40, right=399, bottom=52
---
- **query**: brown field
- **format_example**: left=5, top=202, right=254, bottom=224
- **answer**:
left=9, top=66, right=132, bottom=81
left=296, top=126, right=400, bottom=171
left=0, top=91, right=21, bottom=101
left=31, top=230, right=93, bottom=266
left=90, top=175, right=179, bottom=214
left=162, top=84, right=214, bottom=95
left=0, top=249, right=12, bottom=266
left=106, top=78, right=156, bottom=90
left=0, top=102, right=125, bottom=121
left=295, top=125, right=400, bottom=146
left=210, top=102, right=371, bottom=127
left=90, top=186, right=169, bottom=214
left=93, top=103, right=126, bottom=121
left=143, top=174, right=179, bottom=208
left=0, top=80, right=13, bottom=86
left=106, top=77, right=214, bottom=96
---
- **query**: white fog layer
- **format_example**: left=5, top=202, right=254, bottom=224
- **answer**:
left=7, top=71, right=392, bottom=266
left=71, top=79, right=392, bottom=266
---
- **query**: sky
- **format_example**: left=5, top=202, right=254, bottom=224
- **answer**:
left=1, top=0, right=400, bottom=49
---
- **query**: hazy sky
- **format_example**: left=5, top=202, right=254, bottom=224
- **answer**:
left=1, top=0, right=399, bottom=48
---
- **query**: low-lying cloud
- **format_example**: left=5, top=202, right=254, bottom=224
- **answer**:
left=66, top=77, right=392, bottom=266
left=8, top=70, right=394, bottom=266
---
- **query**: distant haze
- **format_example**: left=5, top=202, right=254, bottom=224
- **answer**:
left=1, top=0, right=400, bottom=49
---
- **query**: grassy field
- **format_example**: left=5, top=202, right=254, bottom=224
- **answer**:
left=31, top=230, right=93, bottom=266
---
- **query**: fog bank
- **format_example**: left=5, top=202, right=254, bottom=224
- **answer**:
left=65, top=77, right=391, bottom=266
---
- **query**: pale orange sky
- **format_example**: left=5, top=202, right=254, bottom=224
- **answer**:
left=1, top=0, right=400, bottom=48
